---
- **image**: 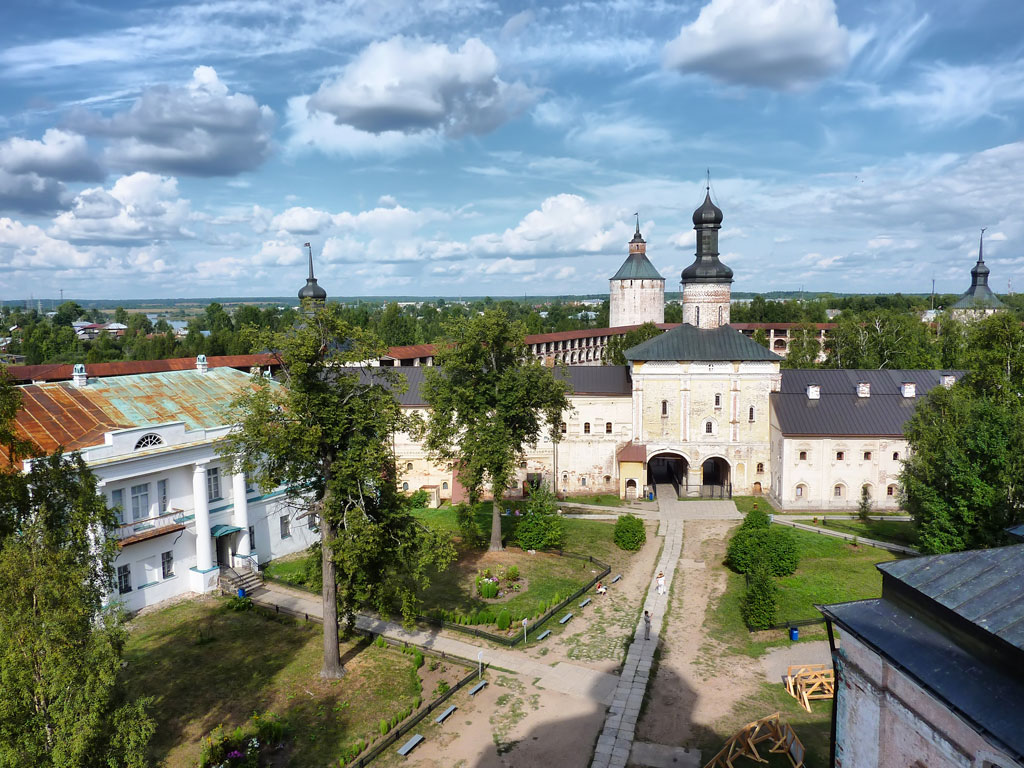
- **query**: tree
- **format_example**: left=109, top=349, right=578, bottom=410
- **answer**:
left=421, top=309, right=571, bottom=551
left=858, top=484, right=873, bottom=521
left=824, top=310, right=936, bottom=369
left=220, top=303, right=453, bottom=678
left=113, top=306, right=128, bottom=325
left=780, top=323, right=821, bottom=369
left=513, top=484, right=565, bottom=550
left=604, top=322, right=664, bottom=365
left=0, top=452, right=154, bottom=767
left=752, top=328, right=769, bottom=349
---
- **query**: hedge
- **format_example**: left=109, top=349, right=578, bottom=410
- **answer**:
left=614, top=514, right=646, bottom=551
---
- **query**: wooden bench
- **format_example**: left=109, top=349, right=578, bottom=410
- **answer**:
left=536, top=629, right=552, bottom=641
left=434, top=705, right=457, bottom=724
left=559, top=612, right=573, bottom=624
left=611, top=574, right=622, bottom=584
left=397, top=734, right=424, bottom=756
left=579, top=597, right=592, bottom=608
left=469, top=680, right=487, bottom=696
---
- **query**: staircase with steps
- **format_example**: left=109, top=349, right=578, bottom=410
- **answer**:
left=219, top=564, right=263, bottom=596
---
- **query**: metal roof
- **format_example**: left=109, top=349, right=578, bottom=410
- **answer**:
left=12, top=367, right=257, bottom=455
left=624, top=323, right=782, bottom=362
left=5, top=354, right=277, bottom=383
left=878, top=544, right=1024, bottom=652
left=772, top=370, right=965, bottom=437
left=610, top=253, right=665, bottom=281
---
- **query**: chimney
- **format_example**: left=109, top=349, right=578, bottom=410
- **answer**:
left=72, top=363, right=87, bottom=388
left=942, top=374, right=956, bottom=389
left=901, top=381, right=916, bottom=398
left=857, top=381, right=870, bottom=398
left=196, top=354, right=208, bottom=374
left=806, top=384, right=820, bottom=400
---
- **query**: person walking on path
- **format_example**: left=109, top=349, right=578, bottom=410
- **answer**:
left=656, top=571, right=666, bottom=595
left=643, top=610, right=651, bottom=640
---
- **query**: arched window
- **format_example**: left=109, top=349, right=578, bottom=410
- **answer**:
left=561, top=473, right=568, bottom=488
left=560, top=422, right=567, bottom=434
left=836, top=451, right=845, bottom=461
left=799, top=451, right=807, bottom=461
left=605, top=422, right=612, bottom=434
left=861, top=484, right=871, bottom=498
left=718, top=306, right=723, bottom=326
left=795, top=484, right=806, bottom=498
left=892, top=451, right=900, bottom=461
left=520, top=461, right=527, bottom=469
left=402, top=482, right=409, bottom=491
left=705, top=421, right=713, bottom=434
left=134, top=433, right=164, bottom=450
left=442, top=481, right=449, bottom=490
left=603, top=475, right=611, bottom=483
left=661, top=400, right=668, bottom=416
left=580, top=477, right=587, bottom=486
left=756, top=462, right=764, bottom=474
left=584, top=422, right=591, bottom=434
left=406, top=462, right=413, bottom=471
left=748, top=406, right=755, bottom=421
left=863, top=451, right=872, bottom=461
left=834, top=484, right=844, bottom=498
left=714, top=393, right=722, bottom=408
left=773, top=338, right=787, bottom=351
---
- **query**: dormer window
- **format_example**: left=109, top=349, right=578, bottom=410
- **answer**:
left=134, top=433, right=164, bottom=450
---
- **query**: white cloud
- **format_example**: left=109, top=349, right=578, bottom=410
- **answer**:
left=0, top=217, right=98, bottom=269
left=270, top=207, right=334, bottom=235
left=664, top=0, right=850, bottom=89
left=255, top=240, right=304, bottom=267
left=72, top=66, right=274, bottom=176
left=0, top=170, right=68, bottom=215
left=49, top=172, right=194, bottom=245
left=306, top=36, right=536, bottom=137
left=0, top=129, right=103, bottom=182
left=484, top=257, right=536, bottom=275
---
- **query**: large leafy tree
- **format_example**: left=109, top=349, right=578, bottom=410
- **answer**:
left=825, top=310, right=936, bottom=369
left=901, top=313, right=1024, bottom=553
left=780, top=323, right=821, bottom=369
left=0, top=452, right=154, bottom=768
left=605, top=322, right=664, bottom=365
left=421, top=309, right=571, bottom=551
left=220, top=303, right=453, bottom=678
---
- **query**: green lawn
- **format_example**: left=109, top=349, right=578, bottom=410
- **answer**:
left=812, top=518, right=919, bottom=547
left=707, top=525, right=900, bottom=656
left=560, top=493, right=624, bottom=507
left=122, top=598, right=438, bottom=768
left=262, top=551, right=310, bottom=587
left=734, top=495, right=775, bottom=516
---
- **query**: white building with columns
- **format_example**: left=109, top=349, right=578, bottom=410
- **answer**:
left=11, top=360, right=317, bottom=613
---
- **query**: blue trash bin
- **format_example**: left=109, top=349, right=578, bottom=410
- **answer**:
left=789, top=626, right=799, bottom=641
left=237, top=587, right=246, bottom=598
left=648, top=491, right=654, bottom=501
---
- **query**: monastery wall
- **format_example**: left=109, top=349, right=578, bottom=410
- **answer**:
left=610, top=278, right=664, bottom=327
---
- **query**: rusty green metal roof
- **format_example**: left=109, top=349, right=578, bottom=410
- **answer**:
left=13, top=367, right=260, bottom=455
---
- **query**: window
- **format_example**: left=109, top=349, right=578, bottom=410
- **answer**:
left=130, top=483, right=150, bottom=521
left=560, top=422, right=567, bottom=434
left=406, top=462, right=413, bottom=471
left=584, top=422, right=591, bottom=434
left=519, top=461, right=527, bottom=469
left=117, top=564, right=132, bottom=594
left=887, top=485, right=896, bottom=497
left=442, top=481, right=449, bottom=490
left=892, top=451, right=900, bottom=461
left=110, top=488, right=125, bottom=522
left=280, top=516, right=291, bottom=539
left=248, top=525, right=255, bottom=549
left=795, top=485, right=804, bottom=498
left=863, top=451, right=872, bottom=461
left=605, top=422, right=612, bottom=434
left=660, top=400, right=668, bottom=417
left=718, top=306, right=723, bottom=326
left=696, top=306, right=700, bottom=325
left=862, top=485, right=871, bottom=498
left=161, top=551, right=174, bottom=578
left=157, top=479, right=169, bottom=514
left=604, top=475, right=611, bottom=483
left=580, top=477, right=587, bottom=486
left=748, top=406, right=755, bottom=422
left=245, top=473, right=256, bottom=493
left=834, top=485, right=844, bottom=498
left=206, top=467, right=221, bottom=501
left=134, top=433, right=163, bottom=450
left=705, top=421, right=713, bottom=434
left=799, top=451, right=807, bottom=461
left=714, top=393, right=722, bottom=408
left=756, top=462, right=764, bottom=474
left=836, top=451, right=845, bottom=461
left=308, top=513, right=320, bottom=533
left=402, top=482, right=409, bottom=491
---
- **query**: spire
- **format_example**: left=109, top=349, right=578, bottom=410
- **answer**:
left=307, top=241, right=315, bottom=279
left=978, top=227, right=987, bottom=263
left=298, top=242, right=327, bottom=303
left=634, top=212, right=641, bottom=237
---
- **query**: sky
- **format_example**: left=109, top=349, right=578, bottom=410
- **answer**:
left=2, top=0, right=1024, bottom=301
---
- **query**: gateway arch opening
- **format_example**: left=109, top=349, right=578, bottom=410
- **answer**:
left=701, top=457, right=732, bottom=498
left=648, top=453, right=688, bottom=495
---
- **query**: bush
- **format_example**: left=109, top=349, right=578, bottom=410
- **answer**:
left=858, top=485, right=873, bottom=521
left=378, top=719, right=389, bottom=735
left=514, top=484, right=566, bottom=549
left=477, top=577, right=499, bottom=599
left=413, top=650, right=424, bottom=669
left=726, top=525, right=799, bottom=577
left=741, top=565, right=778, bottom=630
left=613, top=514, right=646, bottom=551
left=226, top=595, right=253, bottom=611
left=506, top=565, right=520, bottom=581
left=455, top=503, right=485, bottom=548
left=739, top=505, right=771, bottom=531
left=496, top=609, right=511, bottom=631
left=408, top=488, right=430, bottom=508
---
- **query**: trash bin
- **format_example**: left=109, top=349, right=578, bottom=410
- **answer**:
left=237, top=587, right=246, bottom=598
left=789, top=626, right=799, bottom=641
left=648, top=491, right=654, bottom=501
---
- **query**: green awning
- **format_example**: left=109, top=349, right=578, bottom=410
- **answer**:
left=210, top=524, right=242, bottom=538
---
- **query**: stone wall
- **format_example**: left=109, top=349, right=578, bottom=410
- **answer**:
left=610, top=278, right=665, bottom=327
left=682, top=283, right=731, bottom=329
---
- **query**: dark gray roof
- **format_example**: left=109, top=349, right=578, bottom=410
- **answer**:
left=953, top=237, right=1004, bottom=309
left=611, top=253, right=664, bottom=281
left=624, top=323, right=781, bottom=362
left=879, top=544, right=1024, bottom=652
left=772, top=370, right=965, bottom=437
left=821, top=594, right=1024, bottom=763
left=378, top=365, right=631, bottom=406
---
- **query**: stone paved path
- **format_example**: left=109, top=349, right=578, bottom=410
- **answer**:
left=250, top=581, right=619, bottom=703
left=591, top=484, right=685, bottom=768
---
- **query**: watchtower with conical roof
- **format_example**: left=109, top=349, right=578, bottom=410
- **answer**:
left=951, top=229, right=1004, bottom=319
left=609, top=217, right=665, bottom=327
left=682, top=184, right=733, bottom=329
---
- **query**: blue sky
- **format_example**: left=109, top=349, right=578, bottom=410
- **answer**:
left=2, top=0, right=1024, bottom=300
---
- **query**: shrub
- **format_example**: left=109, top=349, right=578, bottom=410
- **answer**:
left=726, top=525, right=799, bottom=577
left=379, top=719, right=389, bottom=735
left=340, top=739, right=366, bottom=765
left=496, top=609, right=511, bottom=631
left=506, top=565, right=520, bottom=581
left=408, top=489, right=430, bottom=508
left=455, top=503, right=485, bottom=548
left=514, top=484, right=566, bottom=549
left=741, top=565, right=778, bottom=630
left=858, top=485, right=873, bottom=521
left=226, top=595, right=253, bottom=611
left=413, top=650, right=424, bottom=669
left=763, top=526, right=799, bottom=576
left=613, top=514, right=646, bottom=551
left=739, top=505, right=771, bottom=531
left=435, top=680, right=450, bottom=695
left=477, top=577, right=499, bottom=599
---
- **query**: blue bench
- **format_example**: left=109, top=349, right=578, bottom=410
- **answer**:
left=435, top=705, right=457, bottom=724
left=560, top=613, right=573, bottom=624
left=579, top=597, right=592, bottom=608
left=536, top=629, right=551, bottom=641
left=397, top=734, right=424, bottom=756
left=469, top=680, right=487, bottom=696
left=611, top=574, right=622, bottom=584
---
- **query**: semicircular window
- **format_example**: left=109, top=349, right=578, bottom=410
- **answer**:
left=134, top=433, right=164, bottom=450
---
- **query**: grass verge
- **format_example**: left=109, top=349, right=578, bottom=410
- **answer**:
left=808, top=518, right=918, bottom=547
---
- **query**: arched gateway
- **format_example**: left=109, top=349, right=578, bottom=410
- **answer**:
left=647, top=451, right=688, bottom=494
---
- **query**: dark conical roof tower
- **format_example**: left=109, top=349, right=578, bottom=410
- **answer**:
left=298, top=243, right=327, bottom=303
left=952, top=229, right=1004, bottom=311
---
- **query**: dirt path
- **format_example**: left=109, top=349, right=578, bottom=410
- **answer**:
left=636, top=519, right=760, bottom=747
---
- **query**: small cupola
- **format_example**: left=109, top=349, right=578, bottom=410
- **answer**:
left=806, top=384, right=820, bottom=400
left=857, top=381, right=870, bottom=398
left=901, top=381, right=916, bottom=398
left=196, top=354, right=208, bottom=374
left=72, top=363, right=87, bottom=387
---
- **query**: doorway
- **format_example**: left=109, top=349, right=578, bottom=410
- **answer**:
left=647, top=453, right=688, bottom=494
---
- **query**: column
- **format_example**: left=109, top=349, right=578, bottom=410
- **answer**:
left=232, top=468, right=250, bottom=558
left=192, top=463, right=213, bottom=571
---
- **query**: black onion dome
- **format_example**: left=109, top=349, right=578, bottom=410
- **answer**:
left=681, top=255, right=733, bottom=283
left=692, top=191, right=723, bottom=226
left=298, top=278, right=327, bottom=301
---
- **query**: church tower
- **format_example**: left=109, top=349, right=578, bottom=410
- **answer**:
left=682, top=185, right=733, bottom=329
left=298, top=243, right=327, bottom=305
left=609, top=218, right=665, bottom=327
